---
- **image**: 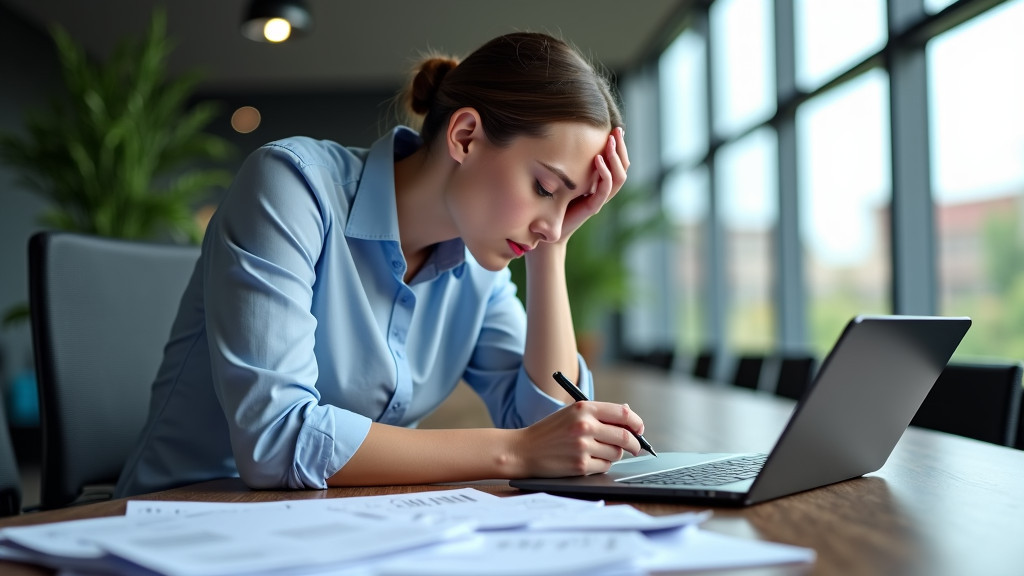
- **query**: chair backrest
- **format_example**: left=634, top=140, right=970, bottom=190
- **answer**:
left=29, top=231, right=199, bottom=509
left=692, top=349, right=715, bottom=380
left=731, top=354, right=765, bottom=390
left=774, top=354, right=818, bottom=400
left=0, top=394, right=22, bottom=517
left=910, top=361, right=1023, bottom=447
left=624, top=347, right=676, bottom=371
left=1018, top=391, right=1024, bottom=450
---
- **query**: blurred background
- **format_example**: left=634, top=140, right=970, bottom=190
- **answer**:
left=1, top=0, right=1022, bottom=502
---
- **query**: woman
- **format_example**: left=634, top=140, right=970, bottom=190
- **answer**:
left=115, top=31, right=642, bottom=497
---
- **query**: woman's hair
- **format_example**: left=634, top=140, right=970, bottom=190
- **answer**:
left=399, top=32, right=623, bottom=147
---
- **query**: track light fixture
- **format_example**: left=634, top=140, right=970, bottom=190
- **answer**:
left=241, top=0, right=312, bottom=43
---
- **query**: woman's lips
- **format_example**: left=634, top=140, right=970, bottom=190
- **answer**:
left=507, top=240, right=528, bottom=257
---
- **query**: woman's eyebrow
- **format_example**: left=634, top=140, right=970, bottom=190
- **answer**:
left=539, top=162, right=577, bottom=191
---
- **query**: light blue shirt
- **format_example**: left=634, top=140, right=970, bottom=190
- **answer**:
left=115, top=126, right=594, bottom=497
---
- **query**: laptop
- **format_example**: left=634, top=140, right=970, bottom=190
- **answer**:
left=511, top=315, right=971, bottom=506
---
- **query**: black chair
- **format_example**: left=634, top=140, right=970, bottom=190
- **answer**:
left=1018, top=391, right=1024, bottom=450
left=623, top=347, right=676, bottom=371
left=0, top=394, right=22, bottom=517
left=731, top=354, right=765, bottom=390
left=29, top=231, right=200, bottom=509
left=691, top=349, right=715, bottom=380
left=774, top=354, right=818, bottom=400
left=910, top=361, right=1023, bottom=447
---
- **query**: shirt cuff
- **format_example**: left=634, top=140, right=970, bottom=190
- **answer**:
left=299, top=407, right=372, bottom=488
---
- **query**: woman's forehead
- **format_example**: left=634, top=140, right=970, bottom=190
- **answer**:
left=516, top=123, right=608, bottom=177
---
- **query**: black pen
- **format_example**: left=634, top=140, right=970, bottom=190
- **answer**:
left=552, top=371, right=658, bottom=457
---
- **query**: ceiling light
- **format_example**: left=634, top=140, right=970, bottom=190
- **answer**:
left=241, top=0, right=312, bottom=43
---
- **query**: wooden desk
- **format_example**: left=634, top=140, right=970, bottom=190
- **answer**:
left=3, top=364, right=1024, bottom=575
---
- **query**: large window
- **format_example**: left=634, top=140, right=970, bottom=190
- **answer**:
left=794, top=0, right=886, bottom=90
left=634, top=0, right=1023, bottom=370
left=797, top=70, right=892, bottom=355
left=660, top=29, right=707, bottom=167
left=718, top=129, right=778, bottom=350
left=709, top=0, right=775, bottom=137
left=929, top=0, right=1024, bottom=359
left=663, top=168, right=710, bottom=351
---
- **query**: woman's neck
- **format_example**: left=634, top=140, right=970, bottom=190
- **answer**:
left=393, top=144, right=457, bottom=282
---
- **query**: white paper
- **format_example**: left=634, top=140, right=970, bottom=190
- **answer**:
left=374, top=531, right=646, bottom=576
left=528, top=505, right=712, bottom=532
left=639, top=525, right=816, bottom=571
left=125, top=487, right=501, bottom=519
left=91, top=507, right=474, bottom=576
left=125, top=499, right=290, bottom=517
left=1, top=514, right=172, bottom=559
left=289, top=489, right=601, bottom=531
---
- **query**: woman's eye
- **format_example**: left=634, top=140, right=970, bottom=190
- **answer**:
left=534, top=180, right=554, bottom=198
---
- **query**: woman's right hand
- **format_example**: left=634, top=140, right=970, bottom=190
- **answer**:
left=511, top=401, right=645, bottom=477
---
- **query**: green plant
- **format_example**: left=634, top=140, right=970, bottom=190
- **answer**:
left=508, top=185, right=671, bottom=335
left=0, top=8, right=233, bottom=326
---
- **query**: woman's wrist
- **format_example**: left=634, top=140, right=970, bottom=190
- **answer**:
left=525, top=241, right=567, bottom=273
left=493, top=427, right=528, bottom=478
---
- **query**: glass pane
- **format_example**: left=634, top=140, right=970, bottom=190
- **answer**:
left=797, top=70, right=891, bottom=357
left=925, top=0, right=957, bottom=14
left=710, top=0, right=776, bottom=137
left=794, top=0, right=886, bottom=90
left=660, top=29, right=708, bottom=166
left=929, top=0, right=1024, bottom=360
left=716, top=128, right=777, bottom=350
left=663, top=167, right=709, bottom=353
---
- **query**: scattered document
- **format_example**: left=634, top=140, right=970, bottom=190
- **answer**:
left=528, top=504, right=711, bottom=532
left=639, top=524, right=817, bottom=572
left=0, top=487, right=816, bottom=575
left=375, top=531, right=646, bottom=576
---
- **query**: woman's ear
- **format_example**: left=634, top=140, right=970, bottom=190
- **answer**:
left=446, top=107, right=482, bottom=165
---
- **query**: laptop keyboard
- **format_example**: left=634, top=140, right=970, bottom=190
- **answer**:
left=622, top=453, right=768, bottom=487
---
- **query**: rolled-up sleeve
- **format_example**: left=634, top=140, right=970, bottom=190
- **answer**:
left=204, top=145, right=368, bottom=489
left=463, top=269, right=594, bottom=429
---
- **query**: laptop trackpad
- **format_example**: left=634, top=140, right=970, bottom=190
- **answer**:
left=607, top=452, right=743, bottom=480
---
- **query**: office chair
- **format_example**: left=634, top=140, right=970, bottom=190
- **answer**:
left=774, top=354, right=818, bottom=400
left=731, top=354, right=765, bottom=390
left=623, top=347, right=676, bottom=371
left=910, top=361, right=1023, bottom=447
left=1018, top=391, right=1024, bottom=450
left=29, top=231, right=200, bottom=510
left=691, top=348, right=715, bottom=380
left=0, top=393, right=22, bottom=517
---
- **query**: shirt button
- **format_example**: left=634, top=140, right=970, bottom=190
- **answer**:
left=391, top=260, right=402, bottom=270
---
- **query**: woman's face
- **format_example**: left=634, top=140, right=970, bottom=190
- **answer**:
left=446, top=121, right=609, bottom=271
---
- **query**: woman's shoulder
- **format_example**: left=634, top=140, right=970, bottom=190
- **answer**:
left=255, top=136, right=369, bottom=180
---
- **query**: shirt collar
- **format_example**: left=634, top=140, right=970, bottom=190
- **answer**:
left=346, top=126, right=467, bottom=278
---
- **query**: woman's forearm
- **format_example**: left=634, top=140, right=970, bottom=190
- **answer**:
left=522, top=242, right=579, bottom=402
left=327, top=423, right=524, bottom=486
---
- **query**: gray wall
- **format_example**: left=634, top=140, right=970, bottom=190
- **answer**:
left=0, top=3, right=60, bottom=388
left=0, top=0, right=400, bottom=395
left=198, top=90, right=400, bottom=171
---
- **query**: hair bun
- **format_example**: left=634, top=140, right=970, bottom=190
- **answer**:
left=409, top=57, right=458, bottom=114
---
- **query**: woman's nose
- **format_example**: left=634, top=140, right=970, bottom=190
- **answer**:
left=531, top=210, right=563, bottom=244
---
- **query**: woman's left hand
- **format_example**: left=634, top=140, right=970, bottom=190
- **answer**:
left=557, top=126, right=630, bottom=243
